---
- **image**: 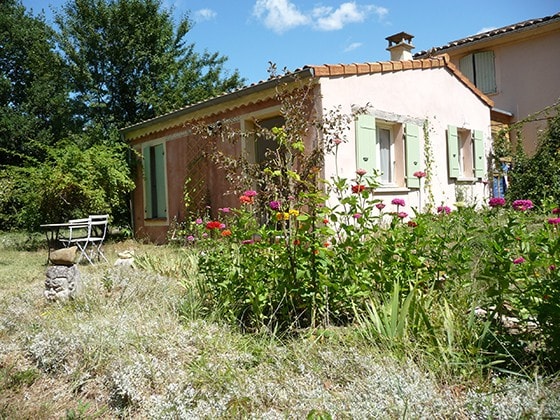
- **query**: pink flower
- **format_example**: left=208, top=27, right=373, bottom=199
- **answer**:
left=356, top=168, right=367, bottom=176
left=195, top=218, right=203, bottom=225
left=489, top=197, right=506, bottom=207
left=187, top=235, right=195, bottom=242
left=552, top=208, right=560, bottom=215
left=375, top=202, right=386, bottom=210
left=512, top=199, right=533, bottom=211
left=391, top=198, right=405, bottom=207
left=243, top=190, right=257, bottom=197
left=269, top=201, right=281, bottom=211
left=437, top=205, right=451, bottom=214
left=219, top=207, right=230, bottom=213
left=334, top=138, right=343, bottom=145
left=548, top=218, right=560, bottom=225
left=397, top=212, right=408, bottom=219
left=353, top=213, right=362, bottom=219
left=241, top=239, right=254, bottom=245
left=513, top=257, right=525, bottom=264
left=413, top=171, right=426, bottom=178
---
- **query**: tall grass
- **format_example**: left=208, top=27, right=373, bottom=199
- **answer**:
left=1, top=233, right=559, bottom=418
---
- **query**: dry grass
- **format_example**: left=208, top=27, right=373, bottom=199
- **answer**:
left=1, top=233, right=559, bottom=418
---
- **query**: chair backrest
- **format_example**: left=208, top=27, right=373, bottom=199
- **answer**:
left=88, top=214, right=109, bottom=240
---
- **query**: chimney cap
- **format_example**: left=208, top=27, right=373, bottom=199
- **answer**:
left=385, top=31, right=414, bottom=47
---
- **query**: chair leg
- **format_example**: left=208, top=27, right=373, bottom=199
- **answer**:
left=76, top=242, right=93, bottom=265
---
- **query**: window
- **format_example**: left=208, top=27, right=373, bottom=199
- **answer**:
left=255, top=115, right=284, bottom=165
left=355, top=114, right=421, bottom=188
left=459, top=51, right=496, bottom=94
left=142, top=143, right=167, bottom=219
left=447, top=126, right=485, bottom=179
left=377, top=126, right=393, bottom=184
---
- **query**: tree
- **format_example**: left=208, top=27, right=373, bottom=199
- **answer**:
left=0, top=0, right=74, bottom=165
left=507, top=103, right=560, bottom=208
left=55, top=0, right=245, bottom=131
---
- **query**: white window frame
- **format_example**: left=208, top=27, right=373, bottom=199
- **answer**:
left=376, top=123, right=395, bottom=186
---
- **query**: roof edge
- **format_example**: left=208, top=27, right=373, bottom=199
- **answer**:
left=120, top=68, right=314, bottom=136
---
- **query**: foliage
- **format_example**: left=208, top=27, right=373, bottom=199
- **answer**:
left=507, top=103, right=560, bottom=207
left=0, top=0, right=74, bottom=166
left=0, top=0, right=245, bottom=230
left=54, top=0, right=245, bottom=129
left=12, top=141, right=134, bottom=229
left=2, top=239, right=559, bottom=417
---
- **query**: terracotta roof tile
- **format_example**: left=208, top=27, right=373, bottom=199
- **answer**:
left=415, top=12, right=560, bottom=57
left=305, top=54, right=493, bottom=108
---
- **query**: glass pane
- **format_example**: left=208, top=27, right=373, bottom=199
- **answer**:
left=378, top=128, right=391, bottom=182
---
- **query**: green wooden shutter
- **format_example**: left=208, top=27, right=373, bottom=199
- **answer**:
left=142, top=146, right=153, bottom=218
left=355, top=114, right=377, bottom=176
left=154, top=143, right=167, bottom=218
left=459, top=54, right=474, bottom=84
left=447, top=125, right=460, bottom=179
left=474, top=51, right=496, bottom=94
left=473, top=129, right=485, bottom=178
left=405, top=123, right=421, bottom=188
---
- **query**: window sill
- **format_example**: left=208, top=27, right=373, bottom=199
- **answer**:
left=374, top=186, right=410, bottom=194
left=455, top=177, right=479, bottom=183
left=144, top=218, right=168, bottom=226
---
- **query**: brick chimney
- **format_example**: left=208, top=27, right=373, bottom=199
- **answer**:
left=386, top=32, right=415, bottom=61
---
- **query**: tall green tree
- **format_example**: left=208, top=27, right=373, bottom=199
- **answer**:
left=55, top=0, right=245, bottom=130
left=0, top=0, right=73, bottom=165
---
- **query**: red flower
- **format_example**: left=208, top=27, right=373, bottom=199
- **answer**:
left=407, top=221, right=418, bottom=227
left=240, top=195, right=254, bottom=204
left=351, top=184, right=365, bottom=194
left=205, top=221, right=222, bottom=230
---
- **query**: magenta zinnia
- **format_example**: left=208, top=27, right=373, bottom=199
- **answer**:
left=488, top=197, right=506, bottom=207
left=391, top=198, right=405, bottom=207
left=512, top=199, right=534, bottom=211
left=513, top=257, right=525, bottom=264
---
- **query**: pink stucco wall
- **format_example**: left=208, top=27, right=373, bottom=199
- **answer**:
left=447, top=25, right=560, bottom=155
left=318, top=66, right=492, bottom=213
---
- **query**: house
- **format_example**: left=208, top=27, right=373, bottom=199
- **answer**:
left=121, top=34, right=493, bottom=243
left=415, top=12, right=560, bottom=156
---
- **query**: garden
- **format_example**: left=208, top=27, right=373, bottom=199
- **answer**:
left=2, top=81, right=560, bottom=418
left=1, top=191, right=560, bottom=418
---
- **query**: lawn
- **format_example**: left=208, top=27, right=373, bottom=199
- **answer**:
left=1, top=222, right=559, bottom=419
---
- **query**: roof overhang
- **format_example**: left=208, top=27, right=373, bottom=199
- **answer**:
left=120, top=68, right=315, bottom=140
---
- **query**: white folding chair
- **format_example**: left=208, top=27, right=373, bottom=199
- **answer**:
left=61, top=215, right=109, bottom=265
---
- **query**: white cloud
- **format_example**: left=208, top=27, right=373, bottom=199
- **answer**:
left=477, top=26, right=497, bottom=34
left=253, top=0, right=309, bottom=34
left=253, top=1, right=387, bottom=34
left=344, top=41, right=363, bottom=52
left=194, top=8, right=217, bottom=22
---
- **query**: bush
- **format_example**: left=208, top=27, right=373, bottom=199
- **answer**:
left=507, top=105, right=560, bottom=207
left=9, top=141, right=134, bottom=230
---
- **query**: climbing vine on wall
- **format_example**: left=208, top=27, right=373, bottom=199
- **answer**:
left=422, top=119, right=435, bottom=212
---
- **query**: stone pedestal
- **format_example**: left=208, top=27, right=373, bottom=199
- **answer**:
left=44, top=265, right=82, bottom=302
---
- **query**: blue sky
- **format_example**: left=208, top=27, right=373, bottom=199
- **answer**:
left=22, top=0, right=560, bottom=85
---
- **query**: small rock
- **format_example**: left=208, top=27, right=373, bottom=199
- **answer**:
left=49, top=246, right=78, bottom=266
